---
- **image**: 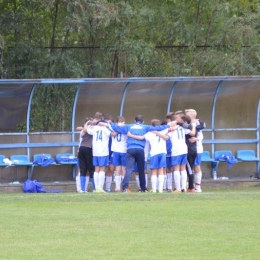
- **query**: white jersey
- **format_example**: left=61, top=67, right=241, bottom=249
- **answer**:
left=144, top=141, right=150, bottom=161
left=111, top=133, right=127, bottom=153
left=168, top=127, right=190, bottom=156
left=144, top=129, right=167, bottom=157
left=192, top=122, right=204, bottom=154
left=87, top=126, right=111, bottom=156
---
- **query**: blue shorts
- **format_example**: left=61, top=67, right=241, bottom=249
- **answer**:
left=93, top=156, right=109, bottom=167
left=171, top=154, right=187, bottom=166
left=194, top=153, right=202, bottom=166
left=166, top=156, right=172, bottom=169
left=150, top=153, right=166, bottom=169
left=112, top=152, right=126, bottom=166
left=133, top=162, right=147, bottom=172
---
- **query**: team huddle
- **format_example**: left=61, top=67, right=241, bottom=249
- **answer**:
left=76, top=109, right=204, bottom=193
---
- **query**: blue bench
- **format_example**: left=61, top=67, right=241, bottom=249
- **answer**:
left=10, top=155, right=34, bottom=179
left=236, top=150, right=260, bottom=177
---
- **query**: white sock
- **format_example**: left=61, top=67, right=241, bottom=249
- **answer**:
left=151, top=175, right=157, bottom=192
left=180, top=170, right=187, bottom=191
left=115, top=176, right=121, bottom=191
left=195, top=171, right=202, bottom=189
left=167, top=173, right=172, bottom=190
left=94, top=172, right=99, bottom=191
left=163, top=175, right=167, bottom=189
left=158, top=175, right=164, bottom=192
left=85, top=176, right=89, bottom=192
left=135, top=175, right=140, bottom=189
left=105, top=176, right=112, bottom=191
left=99, top=171, right=105, bottom=191
left=173, top=171, right=181, bottom=190
left=145, top=174, right=148, bottom=188
left=76, top=175, right=81, bottom=191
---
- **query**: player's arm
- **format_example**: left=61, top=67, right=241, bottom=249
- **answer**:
left=110, top=131, right=118, bottom=137
left=151, top=131, right=169, bottom=140
left=188, top=124, right=196, bottom=137
left=127, top=131, right=145, bottom=140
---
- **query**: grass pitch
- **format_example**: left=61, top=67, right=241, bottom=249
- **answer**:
left=0, top=187, right=260, bottom=260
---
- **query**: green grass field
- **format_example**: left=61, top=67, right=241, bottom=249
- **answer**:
left=1, top=187, right=260, bottom=260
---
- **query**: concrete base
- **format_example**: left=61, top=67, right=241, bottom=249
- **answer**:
left=0, top=179, right=259, bottom=193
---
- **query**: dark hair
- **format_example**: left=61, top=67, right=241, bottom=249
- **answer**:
left=94, top=112, right=104, bottom=120
left=165, top=112, right=176, bottom=121
left=117, top=116, right=125, bottom=123
left=150, top=119, right=161, bottom=126
left=135, top=115, right=144, bottom=123
left=181, top=115, right=191, bottom=124
left=104, top=114, right=114, bottom=122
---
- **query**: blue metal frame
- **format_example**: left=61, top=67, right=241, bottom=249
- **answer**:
left=256, top=96, right=260, bottom=176
left=167, top=81, right=178, bottom=113
left=119, top=82, right=131, bottom=116
left=26, top=83, right=37, bottom=159
left=71, top=83, right=82, bottom=155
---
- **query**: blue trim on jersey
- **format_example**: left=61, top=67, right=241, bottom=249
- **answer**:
left=110, top=122, right=169, bottom=150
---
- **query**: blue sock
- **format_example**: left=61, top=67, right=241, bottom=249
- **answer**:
left=90, top=177, right=95, bottom=191
left=80, top=176, right=86, bottom=191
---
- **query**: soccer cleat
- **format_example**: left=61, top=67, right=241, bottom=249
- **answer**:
left=172, top=189, right=181, bottom=193
left=123, top=189, right=131, bottom=193
left=105, top=189, right=111, bottom=193
left=181, top=189, right=186, bottom=193
left=139, top=189, right=149, bottom=193
left=195, top=187, right=202, bottom=193
left=99, top=189, right=106, bottom=193
left=187, top=189, right=196, bottom=193
left=115, top=189, right=121, bottom=193
left=150, top=190, right=156, bottom=193
left=158, top=190, right=163, bottom=193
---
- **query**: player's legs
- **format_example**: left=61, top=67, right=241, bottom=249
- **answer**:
left=93, top=156, right=108, bottom=192
left=194, top=154, right=202, bottom=192
left=186, top=152, right=196, bottom=192
left=135, top=149, right=146, bottom=192
left=122, top=149, right=136, bottom=191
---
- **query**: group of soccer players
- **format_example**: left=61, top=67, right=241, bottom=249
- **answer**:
left=76, top=109, right=204, bottom=193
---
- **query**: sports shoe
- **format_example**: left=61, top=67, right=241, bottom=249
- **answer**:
left=105, top=189, right=111, bottom=193
left=195, top=187, right=202, bottom=193
left=187, top=188, right=196, bottom=193
left=115, top=189, right=121, bottom=193
left=150, top=190, right=156, bottom=193
left=139, top=189, right=149, bottom=193
left=181, top=189, right=186, bottom=193
left=123, top=189, right=131, bottom=193
left=99, top=189, right=106, bottom=193
left=173, top=189, right=181, bottom=193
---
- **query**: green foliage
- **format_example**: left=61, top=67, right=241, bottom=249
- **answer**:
left=1, top=0, right=260, bottom=130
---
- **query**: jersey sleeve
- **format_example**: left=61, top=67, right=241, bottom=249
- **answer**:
left=109, top=123, right=128, bottom=134
left=145, top=124, right=169, bottom=132
left=184, top=128, right=191, bottom=135
left=87, top=126, right=95, bottom=135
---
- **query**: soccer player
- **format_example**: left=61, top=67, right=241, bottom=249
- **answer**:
left=156, top=112, right=196, bottom=193
left=103, top=114, right=115, bottom=192
left=127, top=119, right=168, bottom=193
left=185, top=109, right=204, bottom=192
left=86, top=112, right=112, bottom=192
left=111, top=116, right=127, bottom=192
left=78, top=118, right=95, bottom=193
left=104, top=115, right=172, bottom=192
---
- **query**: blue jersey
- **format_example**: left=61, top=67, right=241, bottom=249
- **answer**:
left=110, top=122, right=169, bottom=150
left=166, top=139, right=172, bottom=156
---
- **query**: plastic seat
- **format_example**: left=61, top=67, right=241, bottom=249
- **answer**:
left=0, top=155, right=9, bottom=166
left=10, top=155, right=33, bottom=165
left=214, top=150, right=233, bottom=161
left=56, top=153, right=78, bottom=164
left=201, top=151, right=215, bottom=162
left=236, top=150, right=260, bottom=161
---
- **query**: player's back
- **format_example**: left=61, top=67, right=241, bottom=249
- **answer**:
left=111, top=133, right=127, bottom=153
left=88, top=125, right=111, bottom=156
left=144, top=130, right=167, bottom=157
left=169, top=127, right=188, bottom=156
